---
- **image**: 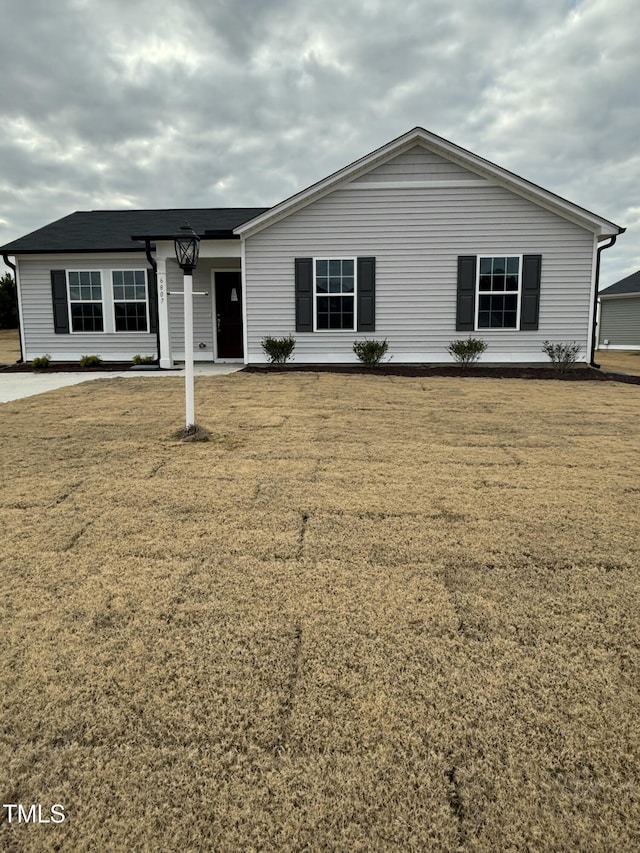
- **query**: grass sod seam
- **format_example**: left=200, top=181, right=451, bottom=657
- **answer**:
left=1, top=371, right=639, bottom=851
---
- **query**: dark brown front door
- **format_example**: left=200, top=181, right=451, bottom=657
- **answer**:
left=215, top=272, right=243, bottom=359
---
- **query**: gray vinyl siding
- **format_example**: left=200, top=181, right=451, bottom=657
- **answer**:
left=17, top=254, right=155, bottom=361
left=168, top=257, right=240, bottom=357
left=599, top=297, right=640, bottom=347
left=353, top=146, right=484, bottom=183
left=244, top=183, right=595, bottom=363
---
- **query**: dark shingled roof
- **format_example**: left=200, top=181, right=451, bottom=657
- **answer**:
left=0, top=208, right=270, bottom=254
left=600, top=269, right=640, bottom=297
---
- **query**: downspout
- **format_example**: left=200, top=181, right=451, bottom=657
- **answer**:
left=590, top=235, right=618, bottom=368
left=144, top=240, right=160, bottom=365
left=2, top=253, right=24, bottom=363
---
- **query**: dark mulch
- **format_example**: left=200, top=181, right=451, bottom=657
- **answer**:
left=1, top=361, right=160, bottom=373
left=243, top=364, right=640, bottom=384
left=2, top=360, right=639, bottom=385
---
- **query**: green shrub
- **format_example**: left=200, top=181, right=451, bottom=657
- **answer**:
left=132, top=354, right=155, bottom=365
left=353, top=339, right=389, bottom=367
left=447, top=337, right=488, bottom=366
left=31, top=354, right=51, bottom=369
left=542, top=340, right=582, bottom=372
left=79, top=354, right=103, bottom=368
left=261, top=335, right=296, bottom=364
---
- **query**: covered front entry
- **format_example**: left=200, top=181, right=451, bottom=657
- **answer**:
left=156, top=246, right=244, bottom=369
left=214, top=270, right=243, bottom=359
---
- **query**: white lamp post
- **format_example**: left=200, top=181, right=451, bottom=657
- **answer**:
left=173, top=223, right=201, bottom=429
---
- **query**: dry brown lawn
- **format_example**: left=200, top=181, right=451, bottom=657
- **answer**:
left=1, top=372, right=639, bottom=852
left=597, top=349, right=640, bottom=375
left=0, top=328, right=20, bottom=364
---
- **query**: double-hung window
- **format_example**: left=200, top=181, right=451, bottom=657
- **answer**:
left=476, top=256, right=521, bottom=329
left=64, top=269, right=149, bottom=333
left=314, top=259, right=356, bottom=330
left=68, top=271, right=103, bottom=332
left=112, top=270, right=148, bottom=331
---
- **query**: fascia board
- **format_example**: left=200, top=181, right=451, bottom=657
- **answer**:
left=2, top=247, right=146, bottom=256
left=10, top=250, right=146, bottom=262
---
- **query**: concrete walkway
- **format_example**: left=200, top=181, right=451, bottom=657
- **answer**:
left=0, top=364, right=244, bottom=403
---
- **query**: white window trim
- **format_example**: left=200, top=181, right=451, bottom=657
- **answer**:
left=474, top=254, right=522, bottom=332
left=312, top=257, right=358, bottom=332
left=67, top=270, right=104, bottom=334
left=66, top=268, right=150, bottom=334
left=112, top=270, right=150, bottom=334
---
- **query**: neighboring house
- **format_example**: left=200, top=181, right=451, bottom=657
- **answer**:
left=1, top=127, right=624, bottom=367
left=598, top=270, right=640, bottom=351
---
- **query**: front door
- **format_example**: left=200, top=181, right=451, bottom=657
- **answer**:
left=215, top=272, right=243, bottom=359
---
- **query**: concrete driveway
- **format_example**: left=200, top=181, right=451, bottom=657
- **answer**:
left=0, top=364, right=243, bottom=403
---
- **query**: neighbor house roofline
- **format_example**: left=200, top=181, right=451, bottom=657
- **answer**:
left=599, top=291, right=640, bottom=299
left=598, top=268, right=640, bottom=297
left=233, top=126, right=625, bottom=239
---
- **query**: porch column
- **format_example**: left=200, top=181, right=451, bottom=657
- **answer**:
left=156, top=255, right=173, bottom=369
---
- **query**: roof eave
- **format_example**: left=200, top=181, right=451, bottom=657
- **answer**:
left=1, top=246, right=147, bottom=255
left=599, top=291, right=640, bottom=299
left=130, top=233, right=240, bottom=242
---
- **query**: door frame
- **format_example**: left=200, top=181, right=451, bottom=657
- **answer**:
left=210, top=269, right=244, bottom=363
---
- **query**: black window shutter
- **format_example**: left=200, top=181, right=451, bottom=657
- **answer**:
left=147, top=269, right=158, bottom=334
left=295, top=258, right=313, bottom=332
left=456, top=256, right=476, bottom=331
left=51, top=270, right=69, bottom=334
left=520, top=254, right=542, bottom=330
left=357, top=257, right=376, bottom=332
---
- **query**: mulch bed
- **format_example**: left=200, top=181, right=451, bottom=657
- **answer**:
left=0, top=361, right=160, bottom=373
left=2, top=361, right=639, bottom=384
left=243, top=363, right=640, bottom=384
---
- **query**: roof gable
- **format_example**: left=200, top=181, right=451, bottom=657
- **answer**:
left=234, top=127, right=623, bottom=239
left=351, top=144, right=482, bottom=184
left=600, top=269, right=640, bottom=297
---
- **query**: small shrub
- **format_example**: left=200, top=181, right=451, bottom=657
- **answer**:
left=447, top=337, right=488, bottom=366
left=132, top=354, right=155, bottom=365
left=31, top=354, right=51, bottom=369
left=542, top=340, right=582, bottom=372
left=79, top=354, right=103, bottom=368
left=353, top=339, right=389, bottom=367
left=261, top=335, right=296, bottom=364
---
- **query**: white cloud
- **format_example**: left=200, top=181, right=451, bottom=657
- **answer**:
left=0, top=0, right=638, bottom=285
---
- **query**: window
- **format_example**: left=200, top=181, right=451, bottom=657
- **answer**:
left=476, top=256, right=521, bottom=329
left=113, top=270, right=148, bottom=331
left=315, top=259, right=356, bottom=330
left=68, top=271, right=103, bottom=332
left=63, top=268, right=150, bottom=334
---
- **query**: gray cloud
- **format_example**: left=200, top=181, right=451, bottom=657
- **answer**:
left=0, top=0, right=637, bottom=285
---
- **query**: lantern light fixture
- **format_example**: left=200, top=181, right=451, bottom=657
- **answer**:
left=173, top=223, right=200, bottom=273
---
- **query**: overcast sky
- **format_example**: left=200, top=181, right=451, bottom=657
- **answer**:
left=1, top=0, right=638, bottom=286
